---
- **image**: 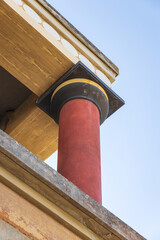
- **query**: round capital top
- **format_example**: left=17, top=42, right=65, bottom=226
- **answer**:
left=50, top=78, right=109, bottom=124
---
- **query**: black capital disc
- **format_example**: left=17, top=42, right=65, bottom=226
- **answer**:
left=50, top=81, right=109, bottom=124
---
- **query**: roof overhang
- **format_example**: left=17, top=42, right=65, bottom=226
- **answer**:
left=1, top=0, right=118, bottom=97
left=0, top=0, right=122, bottom=160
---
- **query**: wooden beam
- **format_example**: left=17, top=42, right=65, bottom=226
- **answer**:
left=0, top=0, right=77, bottom=97
left=5, top=94, right=58, bottom=160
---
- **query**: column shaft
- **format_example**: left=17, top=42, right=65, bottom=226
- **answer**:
left=58, top=99, right=102, bottom=203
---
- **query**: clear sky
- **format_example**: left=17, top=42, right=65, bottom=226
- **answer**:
left=45, top=1, right=160, bottom=239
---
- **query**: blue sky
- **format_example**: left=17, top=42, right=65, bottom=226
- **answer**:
left=45, top=1, right=160, bottom=239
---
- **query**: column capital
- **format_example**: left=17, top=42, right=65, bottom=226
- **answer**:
left=50, top=78, right=109, bottom=124
left=36, top=62, right=124, bottom=124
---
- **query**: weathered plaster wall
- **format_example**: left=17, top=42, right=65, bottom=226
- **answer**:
left=0, top=183, right=82, bottom=240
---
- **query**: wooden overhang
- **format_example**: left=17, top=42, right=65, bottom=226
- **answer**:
left=0, top=131, right=146, bottom=240
left=0, top=0, right=120, bottom=160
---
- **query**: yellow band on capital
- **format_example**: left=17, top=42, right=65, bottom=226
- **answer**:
left=51, top=78, right=109, bottom=101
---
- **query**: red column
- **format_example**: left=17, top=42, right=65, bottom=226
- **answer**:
left=58, top=99, right=102, bottom=203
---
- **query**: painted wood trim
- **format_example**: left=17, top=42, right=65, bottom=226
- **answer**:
left=35, top=0, right=119, bottom=75
left=24, top=0, right=116, bottom=83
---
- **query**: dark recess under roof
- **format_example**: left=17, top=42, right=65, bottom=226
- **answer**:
left=0, top=66, right=31, bottom=129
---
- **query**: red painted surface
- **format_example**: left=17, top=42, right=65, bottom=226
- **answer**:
left=58, top=99, right=102, bottom=204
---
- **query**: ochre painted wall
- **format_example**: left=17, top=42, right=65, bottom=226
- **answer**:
left=0, top=183, right=82, bottom=240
